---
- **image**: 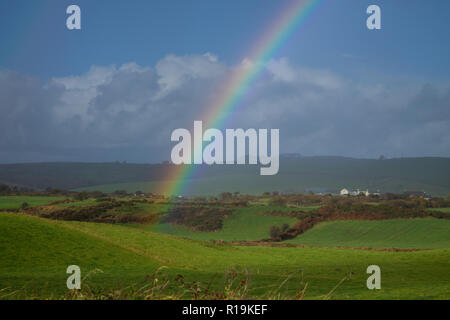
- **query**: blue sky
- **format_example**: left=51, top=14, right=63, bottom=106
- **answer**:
left=1, top=0, right=450, bottom=163
left=2, top=0, right=450, bottom=80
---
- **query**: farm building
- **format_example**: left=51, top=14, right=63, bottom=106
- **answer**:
left=340, top=188, right=370, bottom=196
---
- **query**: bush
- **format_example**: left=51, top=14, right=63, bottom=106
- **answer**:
left=269, top=196, right=287, bottom=207
left=219, top=192, right=232, bottom=201
left=0, top=184, right=12, bottom=195
left=114, top=190, right=128, bottom=196
left=162, top=206, right=233, bottom=232
left=269, top=226, right=281, bottom=239
left=73, top=192, right=89, bottom=201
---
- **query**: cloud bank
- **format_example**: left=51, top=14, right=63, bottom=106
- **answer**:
left=1, top=53, right=449, bottom=163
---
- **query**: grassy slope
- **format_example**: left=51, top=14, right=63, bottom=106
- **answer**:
left=0, top=213, right=160, bottom=297
left=285, top=219, right=450, bottom=249
left=1, top=213, right=449, bottom=299
left=0, top=196, right=67, bottom=209
left=145, top=206, right=299, bottom=241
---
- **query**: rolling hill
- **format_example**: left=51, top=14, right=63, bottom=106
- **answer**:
left=1, top=212, right=450, bottom=299
left=1, top=156, right=450, bottom=196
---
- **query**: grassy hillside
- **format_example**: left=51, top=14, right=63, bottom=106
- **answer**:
left=2, top=156, right=450, bottom=196
left=1, top=212, right=450, bottom=299
left=285, top=219, right=450, bottom=249
left=0, top=162, right=171, bottom=190
left=0, top=213, right=160, bottom=298
left=0, top=196, right=67, bottom=209
left=141, top=206, right=299, bottom=241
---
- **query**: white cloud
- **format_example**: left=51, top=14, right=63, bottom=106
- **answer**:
left=0, top=54, right=449, bottom=162
left=266, top=58, right=296, bottom=82
left=155, top=53, right=225, bottom=98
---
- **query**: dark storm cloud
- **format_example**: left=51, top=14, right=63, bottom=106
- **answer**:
left=0, top=55, right=449, bottom=163
left=0, top=70, right=64, bottom=152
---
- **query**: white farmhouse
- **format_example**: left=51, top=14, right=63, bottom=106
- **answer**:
left=355, top=189, right=370, bottom=196
left=340, top=188, right=370, bottom=196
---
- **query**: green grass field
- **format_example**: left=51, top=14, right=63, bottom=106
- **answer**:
left=1, top=212, right=449, bottom=299
left=0, top=196, right=67, bottom=209
left=284, top=219, right=450, bottom=249
left=143, top=206, right=299, bottom=241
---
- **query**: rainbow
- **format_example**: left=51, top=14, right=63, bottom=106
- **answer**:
left=159, top=0, right=323, bottom=197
